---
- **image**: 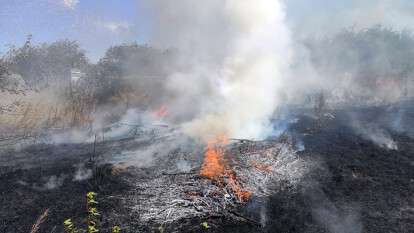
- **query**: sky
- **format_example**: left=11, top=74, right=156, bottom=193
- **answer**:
left=1, top=0, right=413, bottom=61
left=0, top=0, right=153, bottom=60
left=285, top=0, right=414, bottom=38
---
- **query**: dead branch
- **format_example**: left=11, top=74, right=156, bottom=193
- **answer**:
left=30, top=208, right=49, bottom=233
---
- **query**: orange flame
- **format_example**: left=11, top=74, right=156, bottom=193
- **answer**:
left=200, top=136, right=227, bottom=180
left=251, top=162, right=272, bottom=173
left=227, top=171, right=252, bottom=202
left=200, top=135, right=252, bottom=202
left=152, top=105, right=168, bottom=119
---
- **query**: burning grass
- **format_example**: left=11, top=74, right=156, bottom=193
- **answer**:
left=200, top=136, right=227, bottom=180
left=200, top=136, right=252, bottom=202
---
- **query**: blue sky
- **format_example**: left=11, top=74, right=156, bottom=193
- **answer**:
left=0, top=0, right=152, bottom=60
left=285, top=0, right=414, bottom=38
left=1, top=0, right=413, bottom=61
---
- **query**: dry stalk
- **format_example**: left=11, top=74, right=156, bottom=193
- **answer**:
left=30, top=208, right=49, bottom=233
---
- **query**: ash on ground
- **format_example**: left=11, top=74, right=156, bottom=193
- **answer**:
left=1, top=103, right=414, bottom=233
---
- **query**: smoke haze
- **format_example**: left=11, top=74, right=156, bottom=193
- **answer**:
left=143, top=0, right=292, bottom=141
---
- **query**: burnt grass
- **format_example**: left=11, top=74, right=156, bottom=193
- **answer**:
left=1, top=102, right=414, bottom=233
left=0, top=158, right=129, bottom=232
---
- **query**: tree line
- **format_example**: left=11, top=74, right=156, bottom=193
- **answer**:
left=1, top=26, right=413, bottom=106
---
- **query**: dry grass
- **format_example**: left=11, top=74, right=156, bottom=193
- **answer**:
left=30, top=209, right=49, bottom=233
left=0, top=81, right=151, bottom=143
left=0, top=88, right=95, bottom=140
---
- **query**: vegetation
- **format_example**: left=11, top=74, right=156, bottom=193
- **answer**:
left=1, top=26, right=413, bottom=138
left=93, top=43, right=172, bottom=106
left=201, top=221, right=210, bottom=229
left=305, top=26, right=414, bottom=99
left=30, top=209, right=49, bottom=233
left=86, top=192, right=100, bottom=233
left=4, top=35, right=89, bottom=89
left=64, top=219, right=78, bottom=233
left=2, top=27, right=413, bottom=98
left=64, top=192, right=121, bottom=233
left=0, top=36, right=171, bottom=136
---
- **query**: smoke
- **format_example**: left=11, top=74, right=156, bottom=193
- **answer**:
left=284, top=0, right=414, bottom=38
left=109, top=132, right=198, bottom=170
left=144, top=0, right=292, bottom=141
left=312, top=200, right=362, bottom=233
left=33, top=175, right=67, bottom=190
left=62, top=0, right=79, bottom=10
left=348, top=111, right=399, bottom=150
left=307, top=185, right=363, bottom=233
left=361, top=127, right=398, bottom=150
left=73, top=163, right=92, bottom=181
left=138, top=0, right=414, bottom=143
left=112, top=143, right=166, bottom=168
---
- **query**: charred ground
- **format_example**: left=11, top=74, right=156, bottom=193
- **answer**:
left=1, top=102, right=414, bottom=233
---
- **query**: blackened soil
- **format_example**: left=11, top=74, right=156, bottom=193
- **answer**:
left=0, top=161, right=129, bottom=233
left=264, top=103, right=414, bottom=233
left=1, top=102, right=414, bottom=233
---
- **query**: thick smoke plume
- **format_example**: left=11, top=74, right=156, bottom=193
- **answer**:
left=145, top=0, right=292, bottom=141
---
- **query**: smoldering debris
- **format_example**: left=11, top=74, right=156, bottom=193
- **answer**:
left=354, top=124, right=398, bottom=150
left=348, top=110, right=399, bottom=150
left=72, top=163, right=92, bottom=181
left=1, top=1, right=414, bottom=233
left=311, top=199, right=362, bottom=233
left=115, top=138, right=313, bottom=228
left=33, top=175, right=67, bottom=191
left=1, top=103, right=414, bottom=232
left=226, top=139, right=312, bottom=197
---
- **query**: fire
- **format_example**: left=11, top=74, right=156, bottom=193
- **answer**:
left=200, top=135, right=252, bottom=202
left=152, top=105, right=168, bottom=119
left=200, top=136, right=227, bottom=180
left=251, top=162, right=272, bottom=173
left=227, top=171, right=252, bottom=202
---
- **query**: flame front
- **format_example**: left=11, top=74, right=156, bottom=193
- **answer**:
left=227, top=171, right=252, bottom=202
left=200, top=136, right=227, bottom=180
left=200, top=136, right=252, bottom=202
left=152, top=105, right=168, bottom=119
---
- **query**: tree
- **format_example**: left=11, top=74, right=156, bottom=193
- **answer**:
left=305, top=26, right=414, bottom=102
left=4, top=36, right=89, bottom=89
left=93, top=43, right=173, bottom=105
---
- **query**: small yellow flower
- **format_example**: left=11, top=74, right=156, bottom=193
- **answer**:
left=88, top=199, right=99, bottom=204
left=201, top=221, right=210, bottom=229
left=64, top=219, right=73, bottom=226
left=87, top=192, right=99, bottom=204
left=88, top=207, right=100, bottom=216
left=112, top=226, right=121, bottom=233
left=87, top=192, right=97, bottom=199
left=88, top=225, right=99, bottom=233
left=64, top=219, right=78, bottom=233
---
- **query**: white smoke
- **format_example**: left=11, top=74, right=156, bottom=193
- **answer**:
left=63, top=0, right=79, bottom=10
left=312, top=201, right=362, bottom=233
left=349, top=114, right=399, bottom=150
left=73, top=163, right=93, bottom=181
left=32, top=175, right=67, bottom=190
left=145, top=0, right=292, bottom=141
